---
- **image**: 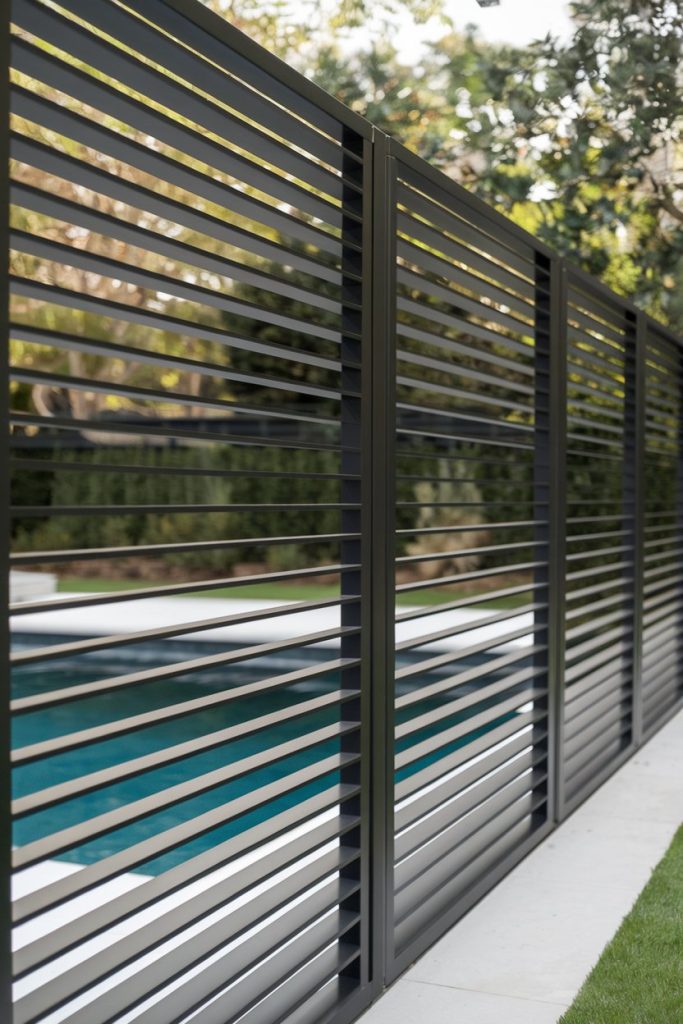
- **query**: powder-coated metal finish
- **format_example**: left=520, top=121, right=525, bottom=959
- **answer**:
left=3, top=2, right=682, bottom=1022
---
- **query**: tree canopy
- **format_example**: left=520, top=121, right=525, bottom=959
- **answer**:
left=231, top=0, right=683, bottom=331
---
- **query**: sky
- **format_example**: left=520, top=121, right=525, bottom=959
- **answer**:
left=389, top=0, right=574, bottom=61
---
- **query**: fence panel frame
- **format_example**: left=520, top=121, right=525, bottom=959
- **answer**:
left=382, top=135, right=556, bottom=983
left=1, top=5, right=11, bottom=1021
left=3, top=3, right=683, bottom=1020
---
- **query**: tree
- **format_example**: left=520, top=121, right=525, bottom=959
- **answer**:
left=309, top=2, right=683, bottom=331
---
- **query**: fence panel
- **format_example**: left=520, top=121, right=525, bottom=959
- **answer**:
left=3, top=2, right=683, bottom=1021
left=385, top=145, right=554, bottom=976
left=642, top=323, right=683, bottom=736
left=7, top=2, right=375, bottom=1022
left=561, top=271, right=637, bottom=810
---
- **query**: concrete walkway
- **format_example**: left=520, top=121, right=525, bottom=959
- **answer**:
left=360, top=709, right=683, bottom=1024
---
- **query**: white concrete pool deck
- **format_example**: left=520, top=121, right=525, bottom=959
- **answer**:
left=359, top=707, right=683, bottom=1024
left=11, top=591, right=534, bottom=653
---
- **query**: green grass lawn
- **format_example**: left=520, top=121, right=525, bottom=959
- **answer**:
left=559, top=825, right=683, bottom=1024
left=56, top=577, right=528, bottom=610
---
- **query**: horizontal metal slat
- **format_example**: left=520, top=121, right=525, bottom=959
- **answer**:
left=398, top=284, right=532, bottom=347
left=565, top=607, right=631, bottom=644
left=396, top=176, right=536, bottom=274
left=397, top=377, right=533, bottom=420
left=397, top=346, right=535, bottom=396
left=11, top=230, right=354, bottom=343
left=396, top=403, right=535, bottom=444
left=9, top=322, right=343, bottom=406
left=133, top=0, right=367, bottom=143
left=396, top=560, right=542, bottom=598
left=564, top=668, right=628, bottom=722
left=15, top=790, right=356, bottom=964
left=395, top=773, right=543, bottom=888
left=9, top=275, right=346, bottom=373
left=564, top=721, right=630, bottom=785
left=397, top=538, right=538, bottom=571
left=14, top=694, right=353, bottom=817
left=397, top=237, right=534, bottom=319
left=15, top=0, right=351, bottom=176
left=565, top=686, right=631, bottom=740
left=568, top=300, right=626, bottom=347
left=393, top=813, right=539, bottom=955
left=396, top=710, right=543, bottom=801
left=563, top=654, right=630, bottom=705
left=396, top=688, right=543, bottom=771
left=13, top=714, right=357, bottom=868
left=642, top=615, right=680, bottom=647
left=565, top=640, right=631, bottom=687
left=13, top=501, right=356, bottom=520
left=9, top=412, right=344, bottom=465
left=11, top=596, right=355, bottom=669
left=65, top=907, right=359, bottom=1024
left=566, top=560, right=631, bottom=586
left=12, top=757, right=360, bottom=921
left=184, top=940, right=360, bottom=1024
left=565, top=623, right=631, bottom=665
left=396, top=751, right=545, bottom=861
left=11, top=182, right=345, bottom=317
left=394, top=790, right=544, bottom=924
left=566, top=544, right=630, bottom=565
left=564, top=575, right=626, bottom=605
left=565, top=593, right=626, bottom=622
left=395, top=622, right=536, bottom=681
left=16, top=847, right=360, bottom=1024
left=10, top=130, right=343, bottom=286
left=395, top=603, right=540, bottom=654
left=10, top=93, right=347, bottom=261
left=396, top=209, right=536, bottom=300
left=643, top=664, right=681, bottom=700
left=10, top=564, right=356, bottom=619
left=567, top=376, right=625, bottom=405
left=397, top=313, right=535, bottom=369
left=397, top=650, right=542, bottom=712
left=10, top=365, right=343, bottom=433
left=566, top=357, right=625, bottom=395
left=280, top=975, right=358, bottom=1024
left=395, top=725, right=543, bottom=831
left=11, top=530, right=355, bottom=567
left=565, top=699, right=631, bottom=755
left=12, top=656, right=358, bottom=767
left=568, top=327, right=625, bottom=366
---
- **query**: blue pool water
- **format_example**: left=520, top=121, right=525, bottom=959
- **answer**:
left=12, top=633, right=527, bottom=874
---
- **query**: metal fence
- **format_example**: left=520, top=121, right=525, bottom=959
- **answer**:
left=2, top=1, right=682, bottom=1022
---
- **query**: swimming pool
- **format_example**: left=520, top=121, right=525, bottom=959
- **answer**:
left=12, top=633, right=528, bottom=874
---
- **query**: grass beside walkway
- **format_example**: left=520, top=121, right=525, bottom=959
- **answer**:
left=559, top=824, right=683, bottom=1024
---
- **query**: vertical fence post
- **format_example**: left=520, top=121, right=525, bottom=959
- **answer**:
left=546, top=257, right=568, bottom=821
left=0, top=4, right=12, bottom=1019
left=340, top=126, right=370, bottom=992
left=370, top=128, right=396, bottom=988
left=676, top=341, right=683, bottom=713
left=533, top=251, right=554, bottom=822
left=625, top=311, right=645, bottom=748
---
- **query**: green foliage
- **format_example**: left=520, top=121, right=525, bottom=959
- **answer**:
left=11, top=445, right=340, bottom=574
left=308, top=1, right=683, bottom=333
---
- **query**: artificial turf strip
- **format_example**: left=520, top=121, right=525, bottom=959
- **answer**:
left=559, top=824, right=683, bottom=1024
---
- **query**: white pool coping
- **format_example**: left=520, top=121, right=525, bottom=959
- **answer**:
left=11, top=592, right=534, bottom=653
